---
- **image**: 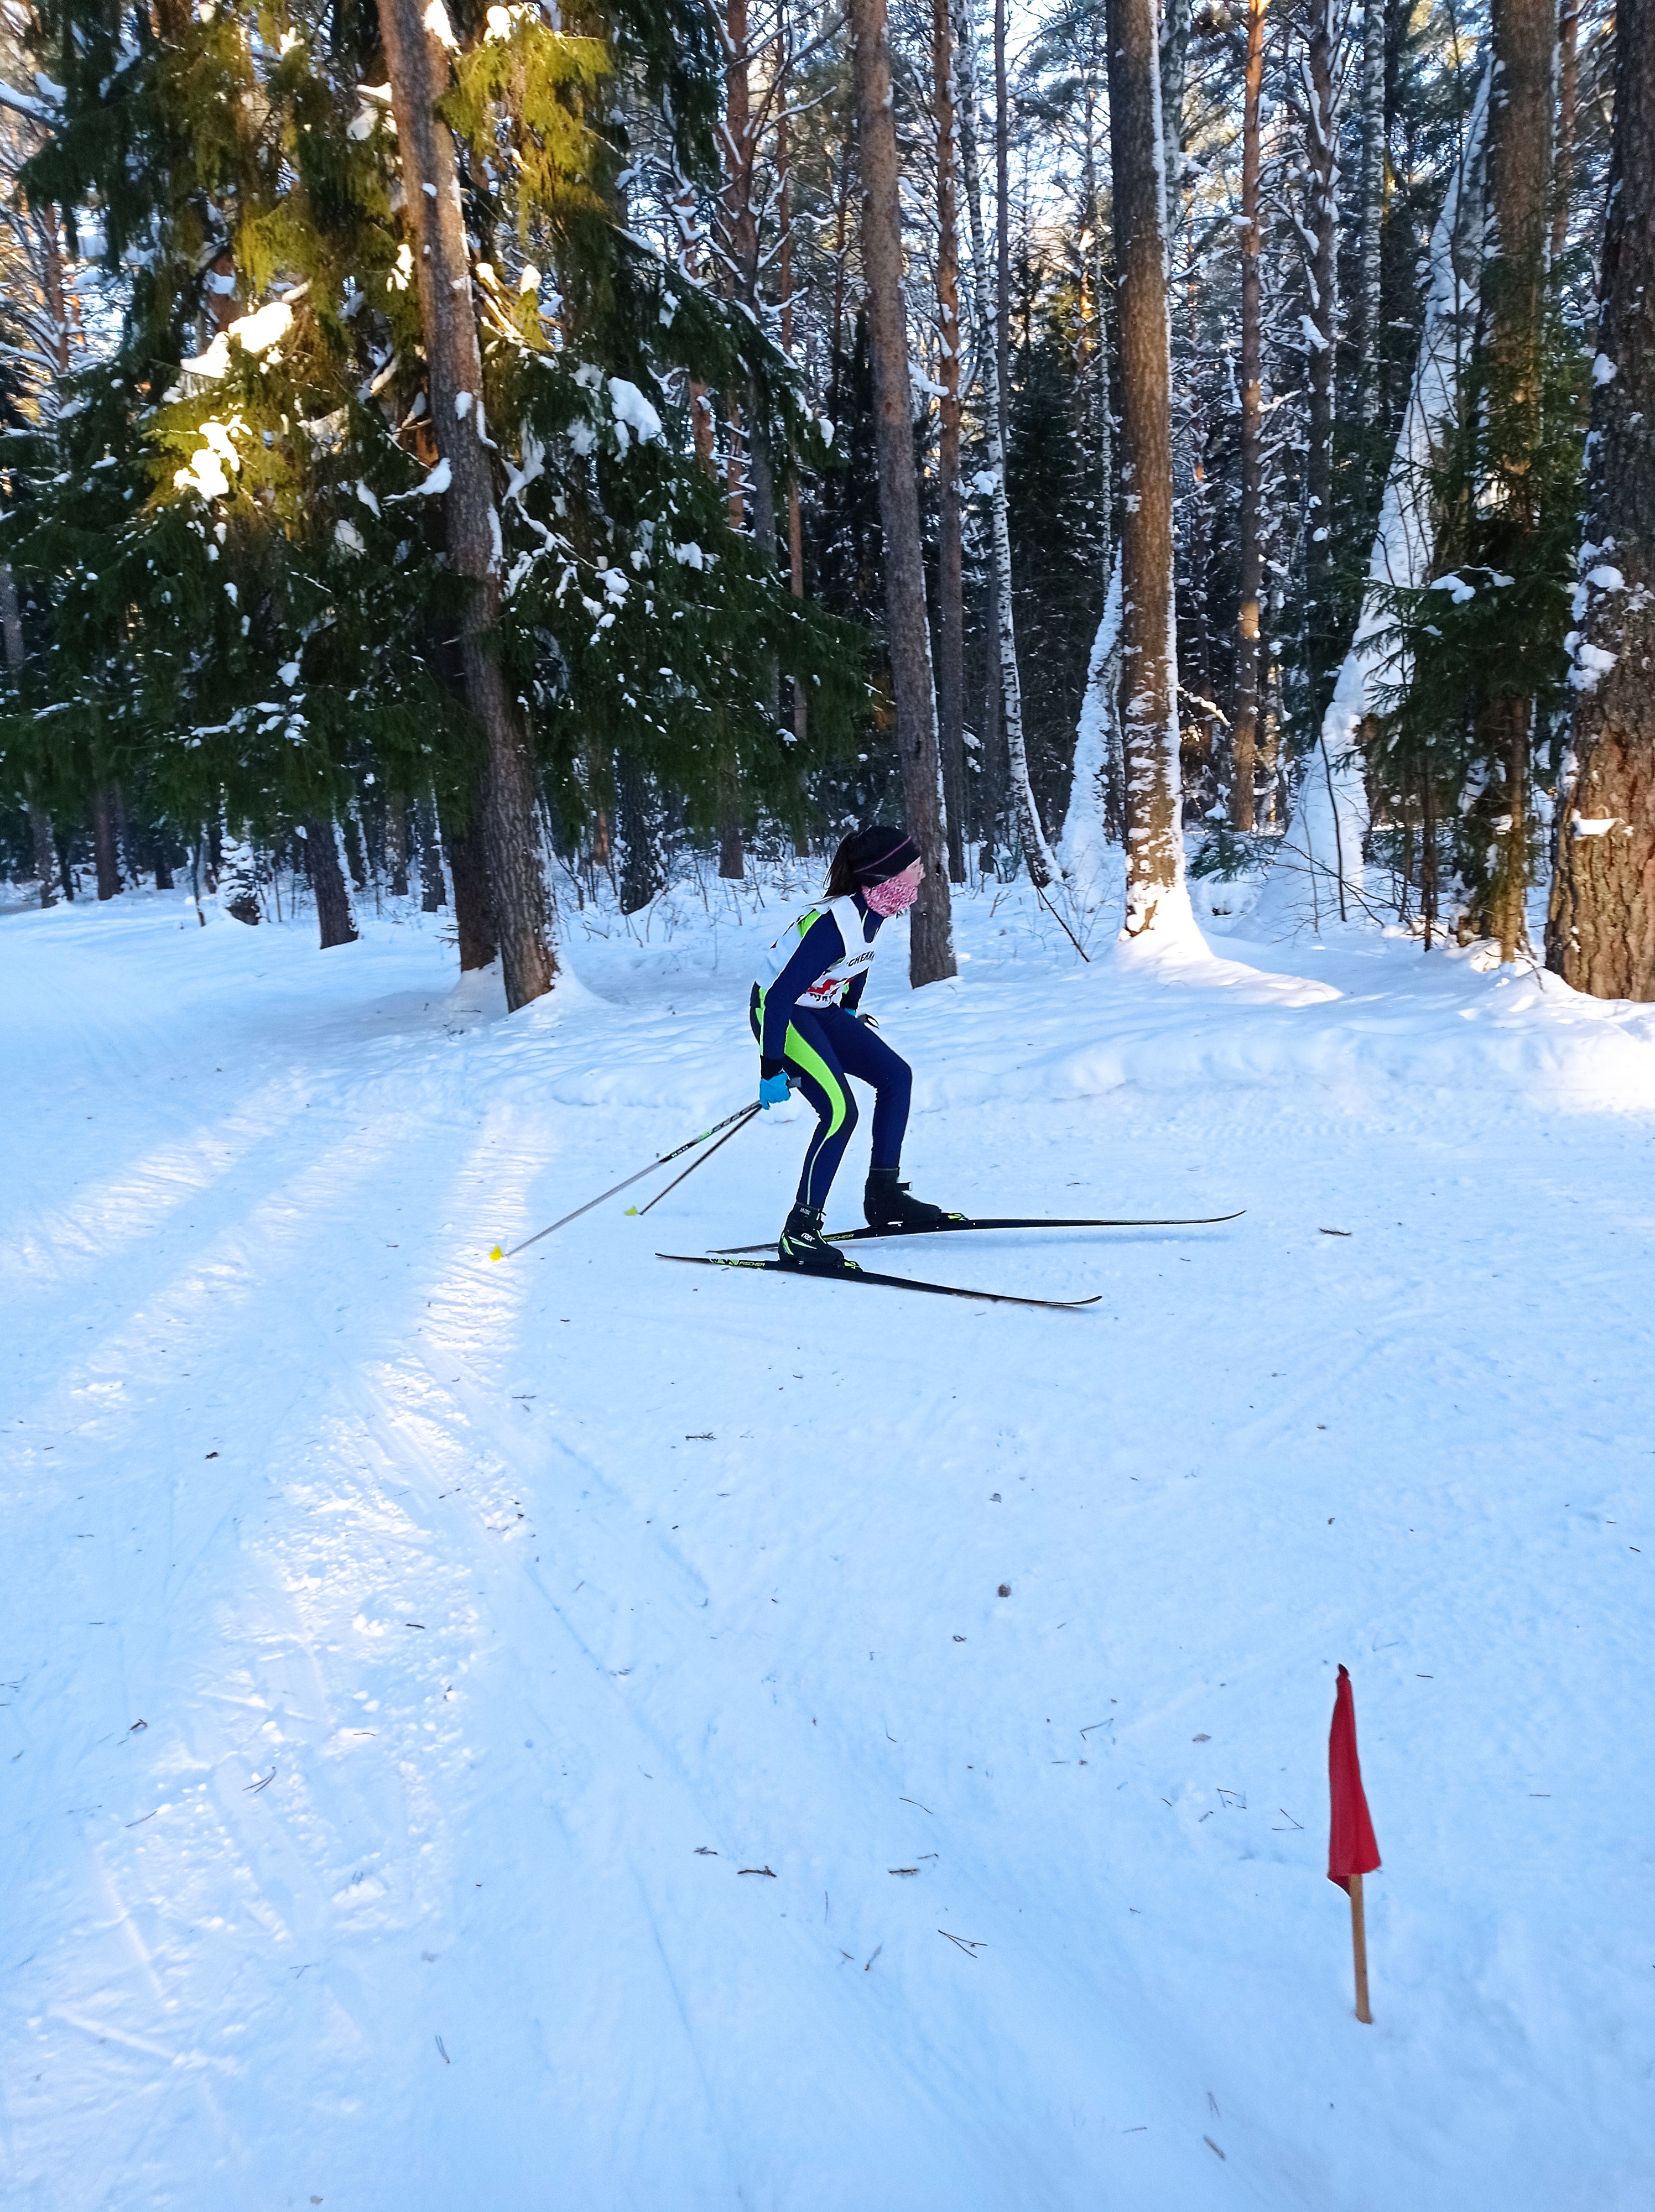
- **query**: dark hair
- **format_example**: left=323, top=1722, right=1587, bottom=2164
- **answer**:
left=827, top=826, right=919, bottom=898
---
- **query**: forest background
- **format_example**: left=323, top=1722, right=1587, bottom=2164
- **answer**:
left=0, top=0, right=1648, bottom=1009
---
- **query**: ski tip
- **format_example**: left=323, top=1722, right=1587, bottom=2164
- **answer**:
left=624, top=1206, right=639, bottom=1216
left=488, top=1245, right=503, bottom=1262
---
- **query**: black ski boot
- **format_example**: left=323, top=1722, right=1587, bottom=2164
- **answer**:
left=778, top=1203, right=857, bottom=1274
left=863, top=1168, right=951, bottom=1232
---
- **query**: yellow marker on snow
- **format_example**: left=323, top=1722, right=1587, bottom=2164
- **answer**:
left=489, top=1245, right=503, bottom=1261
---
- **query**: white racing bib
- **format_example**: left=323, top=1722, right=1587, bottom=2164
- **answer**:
left=761, top=895, right=876, bottom=1011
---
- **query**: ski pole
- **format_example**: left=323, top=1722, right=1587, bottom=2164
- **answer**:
left=489, top=1102, right=758, bottom=1261
left=632, top=1100, right=761, bottom=1218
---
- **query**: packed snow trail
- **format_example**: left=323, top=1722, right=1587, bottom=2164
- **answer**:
left=3, top=882, right=1654, bottom=2210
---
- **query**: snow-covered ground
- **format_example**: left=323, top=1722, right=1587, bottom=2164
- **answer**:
left=4, top=866, right=1654, bottom=2210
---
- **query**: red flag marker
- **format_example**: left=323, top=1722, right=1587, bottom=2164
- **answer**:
left=1328, top=1664, right=1381, bottom=2022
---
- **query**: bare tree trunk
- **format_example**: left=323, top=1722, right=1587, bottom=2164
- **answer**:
left=91, top=784, right=122, bottom=900
left=1303, top=0, right=1342, bottom=708
left=419, top=794, right=447, bottom=910
left=1106, top=0, right=1188, bottom=934
left=0, top=559, right=57, bottom=906
left=1550, top=0, right=1579, bottom=265
left=28, top=800, right=59, bottom=901
left=617, top=754, right=665, bottom=914
left=1309, top=68, right=1492, bottom=914
left=443, top=793, right=497, bottom=968
left=1357, top=0, right=1387, bottom=422
left=850, top=0, right=957, bottom=982
left=1476, top=0, right=1555, bottom=961
left=341, top=805, right=368, bottom=893
left=1232, top=0, right=1269, bottom=831
left=304, top=816, right=359, bottom=948
left=386, top=792, right=410, bottom=896
left=956, top=0, right=1057, bottom=885
left=779, top=97, right=811, bottom=757
left=1081, top=40, right=1112, bottom=594
left=717, top=753, right=746, bottom=880
left=1546, top=0, right=1654, bottom=994
left=1158, top=0, right=1189, bottom=209
left=934, top=0, right=968, bottom=881
left=378, top=0, right=554, bottom=1010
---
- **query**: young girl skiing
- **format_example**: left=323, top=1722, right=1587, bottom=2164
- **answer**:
left=752, top=826, right=950, bottom=1271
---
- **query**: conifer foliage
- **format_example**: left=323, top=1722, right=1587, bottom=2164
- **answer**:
left=0, top=0, right=1644, bottom=996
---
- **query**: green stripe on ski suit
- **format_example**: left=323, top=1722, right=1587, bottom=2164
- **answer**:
left=752, top=983, right=850, bottom=1211
left=785, top=1022, right=849, bottom=1208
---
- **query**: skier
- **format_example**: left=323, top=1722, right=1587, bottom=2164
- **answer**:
left=752, top=826, right=950, bottom=1271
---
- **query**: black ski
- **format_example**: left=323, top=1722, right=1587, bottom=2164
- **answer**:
left=709, top=1209, right=1243, bottom=1256
left=657, top=1252, right=1101, bottom=1313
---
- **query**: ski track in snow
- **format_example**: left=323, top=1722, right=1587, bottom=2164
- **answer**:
left=3, top=878, right=1654, bottom=2209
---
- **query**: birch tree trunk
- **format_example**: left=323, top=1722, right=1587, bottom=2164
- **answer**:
left=934, top=0, right=968, bottom=881
left=1232, top=0, right=1269, bottom=831
left=1106, top=0, right=1190, bottom=936
left=955, top=0, right=1058, bottom=886
left=1158, top=0, right=1189, bottom=209
left=1304, top=68, right=1491, bottom=914
left=379, top=0, right=554, bottom=1010
left=850, top=0, right=957, bottom=983
left=1545, top=0, right=1655, bottom=995
left=1476, top=0, right=1555, bottom=960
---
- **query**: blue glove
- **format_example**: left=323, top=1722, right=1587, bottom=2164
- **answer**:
left=759, top=1070, right=791, bottom=1108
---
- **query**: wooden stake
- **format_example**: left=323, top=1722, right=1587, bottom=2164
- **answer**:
left=1349, top=1871, right=1373, bottom=2023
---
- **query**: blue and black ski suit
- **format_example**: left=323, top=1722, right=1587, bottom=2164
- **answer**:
left=751, top=894, right=913, bottom=1212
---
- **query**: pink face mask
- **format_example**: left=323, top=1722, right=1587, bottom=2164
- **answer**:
left=863, top=874, right=919, bottom=918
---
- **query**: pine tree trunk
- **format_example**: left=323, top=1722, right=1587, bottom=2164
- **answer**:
left=443, top=793, right=497, bottom=968
left=1476, top=0, right=1555, bottom=960
left=934, top=0, right=967, bottom=882
left=378, top=0, right=554, bottom=1010
left=91, top=784, right=122, bottom=900
left=1304, top=0, right=1342, bottom=712
left=1545, top=0, right=1655, bottom=996
left=304, top=816, right=359, bottom=948
left=1106, top=0, right=1189, bottom=935
left=1232, top=0, right=1268, bottom=832
left=850, top=0, right=957, bottom=982
left=956, top=0, right=1056, bottom=886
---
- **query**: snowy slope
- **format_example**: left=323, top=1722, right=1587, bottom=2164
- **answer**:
left=3, top=879, right=1654, bottom=2210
